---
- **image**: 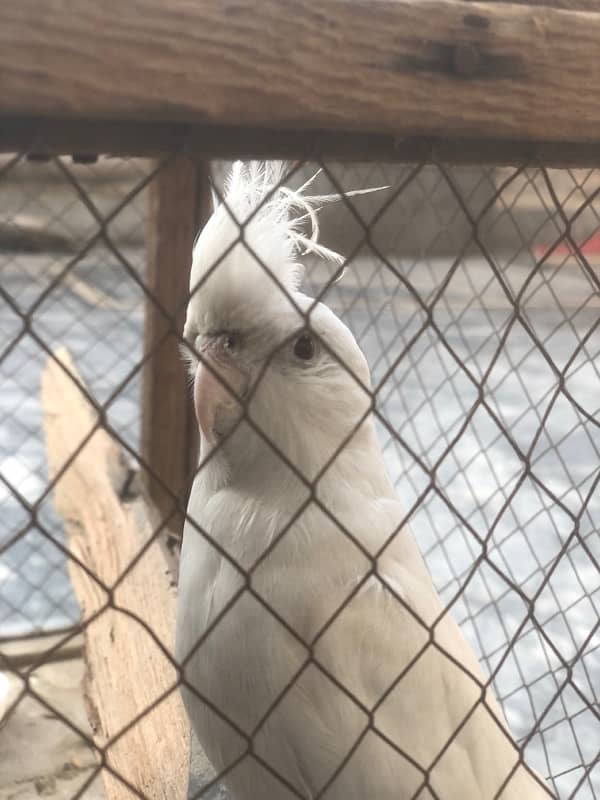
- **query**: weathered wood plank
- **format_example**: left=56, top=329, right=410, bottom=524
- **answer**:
left=0, top=631, right=83, bottom=669
left=142, top=156, right=206, bottom=532
left=41, top=347, right=191, bottom=800
left=466, top=0, right=599, bottom=10
left=3, top=117, right=600, bottom=168
left=1, top=0, right=600, bottom=145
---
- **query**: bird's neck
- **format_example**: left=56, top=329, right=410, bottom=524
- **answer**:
left=198, top=415, right=393, bottom=503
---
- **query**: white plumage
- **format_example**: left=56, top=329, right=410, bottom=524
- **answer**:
left=176, top=162, right=553, bottom=799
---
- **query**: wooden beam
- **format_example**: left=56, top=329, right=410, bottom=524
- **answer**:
left=1, top=1, right=600, bottom=146
left=142, top=157, right=206, bottom=532
left=467, top=0, right=599, bottom=10
left=0, top=632, right=83, bottom=669
left=2, top=117, right=600, bottom=169
left=41, top=347, right=192, bottom=800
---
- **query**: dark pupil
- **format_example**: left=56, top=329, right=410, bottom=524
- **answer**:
left=294, top=334, right=314, bottom=360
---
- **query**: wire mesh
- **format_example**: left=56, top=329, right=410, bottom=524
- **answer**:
left=0, top=154, right=154, bottom=635
left=0, top=152, right=598, bottom=800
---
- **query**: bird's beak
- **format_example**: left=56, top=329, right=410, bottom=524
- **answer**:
left=193, top=355, right=248, bottom=445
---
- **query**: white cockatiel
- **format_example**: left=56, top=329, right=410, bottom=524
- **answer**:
left=176, top=162, right=552, bottom=799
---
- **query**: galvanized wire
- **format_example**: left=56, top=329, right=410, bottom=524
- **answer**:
left=0, top=153, right=598, bottom=799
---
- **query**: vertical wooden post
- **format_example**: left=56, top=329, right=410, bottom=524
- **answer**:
left=142, top=156, right=211, bottom=532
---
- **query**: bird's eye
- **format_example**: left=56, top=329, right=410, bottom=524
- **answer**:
left=223, top=333, right=239, bottom=352
left=293, top=333, right=315, bottom=361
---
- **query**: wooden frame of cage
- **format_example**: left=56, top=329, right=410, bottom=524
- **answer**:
left=2, top=0, right=600, bottom=149
left=1, top=0, right=599, bottom=798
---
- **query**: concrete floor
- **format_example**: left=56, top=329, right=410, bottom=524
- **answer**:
left=0, top=640, right=103, bottom=800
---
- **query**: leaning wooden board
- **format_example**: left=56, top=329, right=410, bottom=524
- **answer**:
left=41, top=347, right=201, bottom=800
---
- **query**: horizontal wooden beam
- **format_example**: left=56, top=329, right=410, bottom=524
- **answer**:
left=469, top=0, right=599, bottom=10
left=0, top=632, right=83, bottom=669
left=1, top=0, right=600, bottom=148
left=2, top=116, right=600, bottom=168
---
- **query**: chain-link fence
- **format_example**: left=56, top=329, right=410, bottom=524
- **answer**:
left=0, top=154, right=154, bottom=635
left=0, top=153, right=598, bottom=800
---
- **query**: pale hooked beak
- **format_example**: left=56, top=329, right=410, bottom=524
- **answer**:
left=193, top=352, right=248, bottom=445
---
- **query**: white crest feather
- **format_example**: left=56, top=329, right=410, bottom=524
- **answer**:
left=187, top=161, right=386, bottom=333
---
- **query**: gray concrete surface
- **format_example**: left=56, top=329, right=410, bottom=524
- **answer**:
left=0, top=655, right=103, bottom=800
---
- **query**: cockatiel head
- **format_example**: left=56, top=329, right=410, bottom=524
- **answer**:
left=183, top=162, right=385, bottom=491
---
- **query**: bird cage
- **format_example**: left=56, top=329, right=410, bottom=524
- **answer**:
left=0, top=1, right=599, bottom=799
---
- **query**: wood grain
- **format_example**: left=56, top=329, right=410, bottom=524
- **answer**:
left=466, top=0, right=600, bottom=10
left=1, top=0, right=600, bottom=145
left=41, top=348, right=191, bottom=800
left=142, top=156, right=205, bottom=533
